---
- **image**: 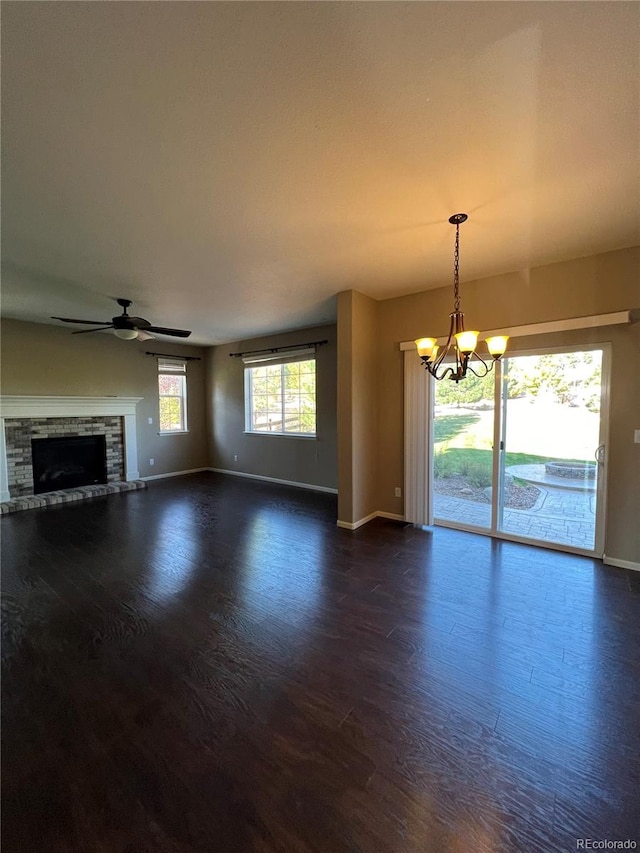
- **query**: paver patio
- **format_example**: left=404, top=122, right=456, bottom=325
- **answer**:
left=434, top=483, right=596, bottom=550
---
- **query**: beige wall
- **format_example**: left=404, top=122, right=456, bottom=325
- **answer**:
left=1, top=319, right=208, bottom=478
left=340, top=247, right=640, bottom=562
left=337, top=290, right=379, bottom=524
left=3, top=246, right=638, bottom=561
left=337, top=292, right=354, bottom=520
left=206, top=324, right=337, bottom=490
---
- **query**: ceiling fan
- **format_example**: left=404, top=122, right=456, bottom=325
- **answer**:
left=51, top=298, right=192, bottom=341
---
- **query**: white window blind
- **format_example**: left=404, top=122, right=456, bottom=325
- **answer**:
left=241, top=347, right=315, bottom=366
left=158, top=358, right=187, bottom=374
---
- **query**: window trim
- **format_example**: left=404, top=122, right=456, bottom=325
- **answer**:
left=242, top=429, right=317, bottom=440
left=158, top=358, right=188, bottom=434
left=244, top=355, right=317, bottom=437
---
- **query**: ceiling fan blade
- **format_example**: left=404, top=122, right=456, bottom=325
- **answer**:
left=135, top=330, right=156, bottom=341
left=71, top=326, right=115, bottom=335
left=52, top=316, right=112, bottom=325
left=145, top=326, right=192, bottom=338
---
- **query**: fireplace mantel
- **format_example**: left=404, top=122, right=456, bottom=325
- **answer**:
left=1, top=395, right=142, bottom=418
left=0, top=396, right=143, bottom=502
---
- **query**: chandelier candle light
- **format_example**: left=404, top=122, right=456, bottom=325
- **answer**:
left=415, top=213, right=508, bottom=382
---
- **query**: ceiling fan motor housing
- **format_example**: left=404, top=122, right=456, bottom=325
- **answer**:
left=113, top=314, right=151, bottom=330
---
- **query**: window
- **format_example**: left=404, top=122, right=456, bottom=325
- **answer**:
left=158, top=358, right=187, bottom=433
left=244, top=350, right=316, bottom=436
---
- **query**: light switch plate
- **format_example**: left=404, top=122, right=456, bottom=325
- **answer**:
left=635, top=429, right=640, bottom=444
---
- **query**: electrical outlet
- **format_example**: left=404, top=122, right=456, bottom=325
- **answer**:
left=234, top=454, right=238, bottom=462
left=394, top=487, right=401, bottom=498
left=149, top=458, right=154, bottom=466
left=148, top=417, right=153, bottom=425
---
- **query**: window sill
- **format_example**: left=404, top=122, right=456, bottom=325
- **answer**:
left=243, top=431, right=316, bottom=440
left=158, top=430, right=189, bottom=436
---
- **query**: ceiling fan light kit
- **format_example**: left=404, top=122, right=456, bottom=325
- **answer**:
left=114, top=328, right=138, bottom=340
left=52, top=298, right=192, bottom=341
left=415, top=213, right=508, bottom=382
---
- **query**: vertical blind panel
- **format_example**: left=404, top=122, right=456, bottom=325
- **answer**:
left=404, top=350, right=433, bottom=526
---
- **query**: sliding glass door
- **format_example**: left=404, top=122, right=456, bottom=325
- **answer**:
left=496, top=350, right=604, bottom=551
left=433, top=372, right=494, bottom=531
left=432, top=346, right=609, bottom=556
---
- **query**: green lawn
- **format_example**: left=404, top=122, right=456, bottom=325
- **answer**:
left=433, top=446, right=589, bottom=488
left=433, top=411, right=588, bottom=488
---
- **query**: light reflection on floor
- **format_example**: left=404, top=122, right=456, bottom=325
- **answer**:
left=239, top=507, right=321, bottom=629
left=414, top=536, right=599, bottom=769
left=144, top=499, right=203, bottom=603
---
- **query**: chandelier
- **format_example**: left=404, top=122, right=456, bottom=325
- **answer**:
left=415, top=213, right=508, bottom=382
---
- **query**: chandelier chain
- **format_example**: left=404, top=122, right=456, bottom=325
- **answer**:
left=453, top=223, right=460, bottom=312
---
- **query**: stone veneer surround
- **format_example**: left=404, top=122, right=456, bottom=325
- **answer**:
left=5, top=417, right=124, bottom=497
left=0, top=397, right=142, bottom=502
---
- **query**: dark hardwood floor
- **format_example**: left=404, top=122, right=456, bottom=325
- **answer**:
left=2, top=472, right=639, bottom=852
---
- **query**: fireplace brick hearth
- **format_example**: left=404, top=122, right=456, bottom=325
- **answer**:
left=0, top=479, right=146, bottom=514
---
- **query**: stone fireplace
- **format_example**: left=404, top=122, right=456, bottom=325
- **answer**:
left=0, top=396, right=142, bottom=502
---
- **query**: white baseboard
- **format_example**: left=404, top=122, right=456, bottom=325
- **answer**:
left=337, top=511, right=378, bottom=530
left=377, top=512, right=405, bottom=522
left=337, top=510, right=406, bottom=530
left=603, top=555, right=640, bottom=572
left=141, top=467, right=211, bottom=482
left=210, top=467, right=338, bottom=494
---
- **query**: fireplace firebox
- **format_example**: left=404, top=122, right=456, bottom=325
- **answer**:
left=31, top=435, right=108, bottom=494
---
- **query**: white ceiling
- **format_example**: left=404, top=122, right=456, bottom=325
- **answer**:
left=2, top=2, right=639, bottom=346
